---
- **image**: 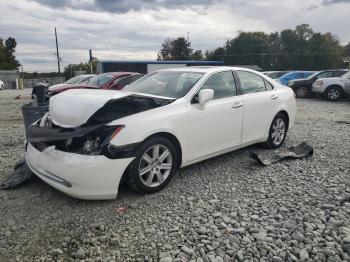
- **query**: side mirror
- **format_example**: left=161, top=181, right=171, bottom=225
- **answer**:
left=198, top=89, right=214, bottom=106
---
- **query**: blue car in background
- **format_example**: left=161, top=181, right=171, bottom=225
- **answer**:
left=278, top=71, right=316, bottom=86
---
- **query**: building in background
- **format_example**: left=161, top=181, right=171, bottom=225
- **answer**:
left=96, top=60, right=225, bottom=74
left=0, top=70, right=20, bottom=89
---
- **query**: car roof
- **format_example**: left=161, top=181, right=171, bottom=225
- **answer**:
left=157, top=66, right=260, bottom=74
left=319, top=69, right=348, bottom=72
left=101, top=72, right=141, bottom=76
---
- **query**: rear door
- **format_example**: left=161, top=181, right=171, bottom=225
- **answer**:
left=235, top=70, right=278, bottom=144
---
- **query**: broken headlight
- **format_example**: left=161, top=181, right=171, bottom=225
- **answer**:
left=78, top=125, right=124, bottom=155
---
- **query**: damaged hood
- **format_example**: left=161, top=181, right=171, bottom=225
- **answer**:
left=50, top=89, right=130, bottom=127
left=49, top=89, right=174, bottom=128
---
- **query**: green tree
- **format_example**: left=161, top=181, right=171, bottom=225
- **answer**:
left=0, top=37, right=20, bottom=70
left=158, top=37, right=193, bottom=60
left=220, top=24, right=345, bottom=70
left=344, top=43, right=350, bottom=56
left=191, top=49, right=204, bottom=60
left=205, top=47, right=226, bottom=61
left=63, top=60, right=97, bottom=80
left=225, top=31, right=270, bottom=68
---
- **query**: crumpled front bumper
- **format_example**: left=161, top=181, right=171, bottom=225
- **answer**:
left=25, top=143, right=134, bottom=200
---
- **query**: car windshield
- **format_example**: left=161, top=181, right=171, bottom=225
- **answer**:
left=88, top=74, right=114, bottom=87
left=342, top=71, right=350, bottom=79
left=64, top=75, right=87, bottom=84
left=122, top=71, right=204, bottom=98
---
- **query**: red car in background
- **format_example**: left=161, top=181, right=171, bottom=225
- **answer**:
left=47, top=72, right=143, bottom=96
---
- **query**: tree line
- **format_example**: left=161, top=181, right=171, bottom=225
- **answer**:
left=158, top=24, right=350, bottom=71
left=0, top=37, right=20, bottom=70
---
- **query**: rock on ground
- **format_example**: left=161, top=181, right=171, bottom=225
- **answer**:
left=0, top=90, right=350, bottom=261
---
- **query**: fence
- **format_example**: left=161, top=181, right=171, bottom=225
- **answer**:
left=23, top=77, right=65, bottom=89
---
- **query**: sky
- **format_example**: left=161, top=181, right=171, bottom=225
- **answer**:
left=0, top=0, right=349, bottom=72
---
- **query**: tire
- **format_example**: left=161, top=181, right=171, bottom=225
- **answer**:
left=294, top=86, right=308, bottom=98
left=126, top=136, right=178, bottom=194
left=264, top=113, right=288, bottom=149
left=324, top=86, right=342, bottom=101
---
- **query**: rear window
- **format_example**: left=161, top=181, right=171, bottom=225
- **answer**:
left=88, top=74, right=113, bottom=86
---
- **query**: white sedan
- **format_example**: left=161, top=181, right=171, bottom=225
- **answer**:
left=25, top=67, right=296, bottom=199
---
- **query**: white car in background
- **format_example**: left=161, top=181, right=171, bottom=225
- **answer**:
left=0, top=79, right=4, bottom=90
left=312, top=71, right=350, bottom=101
left=25, top=67, right=296, bottom=200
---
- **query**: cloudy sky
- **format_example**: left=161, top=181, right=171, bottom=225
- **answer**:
left=0, top=0, right=349, bottom=72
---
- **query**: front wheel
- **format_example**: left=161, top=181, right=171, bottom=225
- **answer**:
left=126, top=136, right=178, bottom=194
left=264, top=113, right=288, bottom=149
left=324, top=86, right=342, bottom=101
left=294, top=86, right=308, bottom=98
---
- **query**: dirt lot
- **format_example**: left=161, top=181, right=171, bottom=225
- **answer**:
left=0, top=89, right=349, bottom=262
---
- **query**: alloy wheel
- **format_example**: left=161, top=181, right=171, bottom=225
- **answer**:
left=328, top=89, right=340, bottom=100
left=296, top=87, right=307, bottom=98
left=138, top=144, right=173, bottom=187
left=271, top=117, right=286, bottom=146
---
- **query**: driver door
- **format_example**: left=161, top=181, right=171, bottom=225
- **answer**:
left=187, top=71, right=243, bottom=161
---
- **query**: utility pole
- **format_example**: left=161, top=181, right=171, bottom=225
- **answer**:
left=89, top=49, right=93, bottom=74
left=187, top=32, right=190, bottom=59
left=55, top=27, right=61, bottom=77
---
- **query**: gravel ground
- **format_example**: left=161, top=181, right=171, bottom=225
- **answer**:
left=0, top=89, right=349, bottom=262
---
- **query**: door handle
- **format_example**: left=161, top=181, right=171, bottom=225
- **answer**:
left=232, top=102, right=243, bottom=108
left=271, top=94, right=279, bottom=100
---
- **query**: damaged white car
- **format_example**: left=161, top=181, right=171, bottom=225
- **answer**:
left=25, top=67, right=296, bottom=200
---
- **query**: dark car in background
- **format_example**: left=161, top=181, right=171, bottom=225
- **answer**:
left=263, top=71, right=290, bottom=79
left=287, top=69, right=348, bottom=98
left=48, top=72, right=143, bottom=96
left=278, top=71, right=316, bottom=86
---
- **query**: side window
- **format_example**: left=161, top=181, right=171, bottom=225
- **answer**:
left=333, top=71, right=346, bottom=77
left=264, top=80, right=273, bottom=90
left=317, top=72, right=332, bottom=79
left=199, top=71, right=237, bottom=99
left=118, top=75, right=143, bottom=86
left=237, top=71, right=266, bottom=94
left=81, top=77, right=92, bottom=84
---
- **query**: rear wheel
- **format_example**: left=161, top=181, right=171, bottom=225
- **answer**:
left=264, top=113, right=288, bottom=149
left=126, top=136, right=178, bottom=194
left=324, top=86, right=342, bottom=101
left=294, top=86, right=308, bottom=98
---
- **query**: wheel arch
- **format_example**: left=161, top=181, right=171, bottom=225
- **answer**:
left=144, top=132, right=183, bottom=170
left=277, top=110, right=289, bottom=130
left=325, top=84, right=344, bottom=93
left=324, top=85, right=344, bottom=100
left=119, top=131, right=183, bottom=187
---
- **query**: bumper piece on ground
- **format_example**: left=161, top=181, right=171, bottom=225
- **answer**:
left=0, top=159, right=33, bottom=189
left=250, top=142, right=313, bottom=166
